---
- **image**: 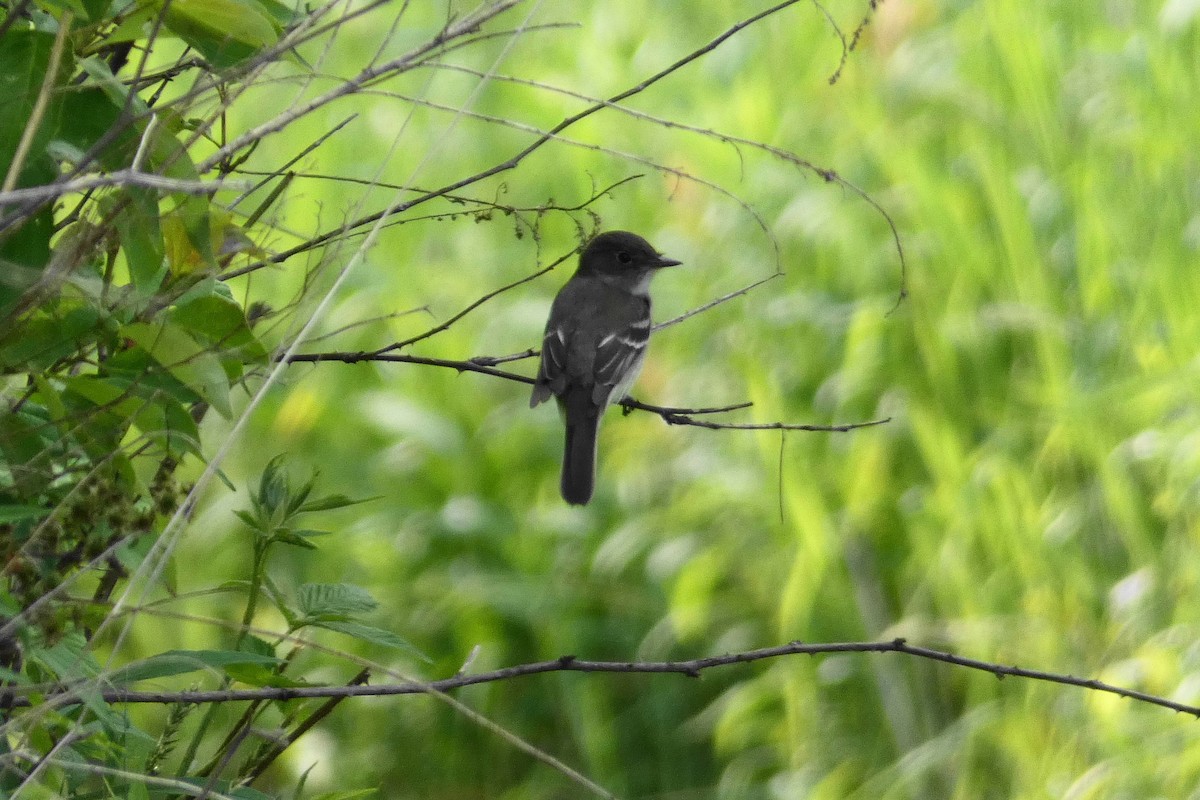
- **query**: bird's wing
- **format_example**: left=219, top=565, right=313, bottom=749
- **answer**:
left=530, top=323, right=569, bottom=407
left=590, top=316, right=649, bottom=406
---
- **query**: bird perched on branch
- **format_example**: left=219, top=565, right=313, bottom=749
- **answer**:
left=531, top=231, right=681, bottom=505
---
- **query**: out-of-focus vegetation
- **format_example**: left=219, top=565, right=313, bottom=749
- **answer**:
left=2, top=0, right=1199, bottom=797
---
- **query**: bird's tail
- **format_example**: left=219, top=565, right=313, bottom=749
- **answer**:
left=561, top=399, right=601, bottom=506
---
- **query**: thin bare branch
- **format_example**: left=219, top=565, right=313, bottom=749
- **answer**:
left=468, top=348, right=537, bottom=366
left=370, top=250, right=572, bottom=355
left=280, top=349, right=882, bottom=432
left=653, top=274, right=782, bottom=332
left=193, top=2, right=528, bottom=174
left=0, top=170, right=250, bottom=204
left=420, top=60, right=905, bottom=306
left=222, top=0, right=809, bottom=280
left=13, top=639, right=1197, bottom=720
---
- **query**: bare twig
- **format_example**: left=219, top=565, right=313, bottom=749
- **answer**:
left=16, top=639, right=1198, bottom=720
left=619, top=398, right=887, bottom=432
left=0, top=171, right=249, bottom=204
left=193, top=2, right=528, bottom=174
left=370, top=250, right=572, bottom=355
left=228, top=114, right=359, bottom=209
left=468, top=348, right=537, bottom=366
left=653, top=274, right=782, bottom=332
left=222, top=0, right=810, bottom=280
left=282, top=347, right=885, bottom=431
left=241, top=668, right=371, bottom=782
left=418, top=62, right=906, bottom=306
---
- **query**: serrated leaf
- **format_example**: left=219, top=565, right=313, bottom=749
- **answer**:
left=29, top=632, right=101, bottom=682
left=311, top=621, right=430, bottom=662
left=108, top=649, right=283, bottom=684
left=261, top=573, right=299, bottom=628
left=296, top=583, right=377, bottom=618
left=239, top=635, right=278, bottom=659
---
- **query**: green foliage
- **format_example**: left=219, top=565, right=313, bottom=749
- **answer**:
left=0, top=0, right=338, bottom=794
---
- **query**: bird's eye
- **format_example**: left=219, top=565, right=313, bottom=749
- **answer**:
left=617, top=251, right=632, bottom=264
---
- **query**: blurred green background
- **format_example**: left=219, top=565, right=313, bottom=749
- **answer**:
left=150, top=0, right=1200, bottom=797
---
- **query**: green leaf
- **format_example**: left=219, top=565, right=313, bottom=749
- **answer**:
left=285, top=472, right=317, bottom=517
left=64, top=374, right=142, bottom=414
left=102, top=345, right=204, bottom=406
left=270, top=529, right=318, bottom=550
left=230, top=787, right=277, bottom=800
left=31, top=375, right=66, bottom=420
left=261, top=574, right=299, bottom=628
left=76, top=686, right=156, bottom=743
left=160, top=0, right=280, bottom=68
left=0, top=411, right=56, bottom=494
left=79, top=0, right=112, bottom=22
left=310, top=621, right=430, bottom=662
left=296, top=583, right=378, bottom=618
left=253, top=0, right=304, bottom=26
left=298, top=493, right=380, bottom=513
left=309, top=791, right=379, bottom=800
left=108, top=649, right=282, bottom=684
left=256, top=454, right=289, bottom=516
left=115, top=189, right=167, bottom=300
left=238, top=635, right=278, bottom=659
left=29, top=632, right=100, bottom=682
left=0, top=31, right=73, bottom=296
left=39, top=0, right=90, bottom=19
left=233, top=509, right=260, bottom=529
left=55, top=69, right=214, bottom=275
left=170, top=292, right=268, bottom=367
left=0, top=304, right=103, bottom=372
left=224, top=663, right=311, bottom=688
left=121, top=320, right=232, bottom=418
left=170, top=778, right=275, bottom=800
left=0, top=505, right=50, bottom=524
left=130, top=392, right=202, bottom=458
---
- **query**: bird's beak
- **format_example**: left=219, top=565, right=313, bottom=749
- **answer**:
left=654, top=254, right=682, bottom=268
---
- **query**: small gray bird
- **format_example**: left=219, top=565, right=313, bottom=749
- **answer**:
left=531, top=231, right=681, bottom=505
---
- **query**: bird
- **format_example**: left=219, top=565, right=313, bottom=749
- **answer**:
left=530, top=231, right=681, bottom=505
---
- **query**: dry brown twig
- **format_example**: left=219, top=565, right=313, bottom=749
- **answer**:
left=8, top=638, right=1195, bottom=720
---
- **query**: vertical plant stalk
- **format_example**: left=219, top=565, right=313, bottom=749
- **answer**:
left=2, top=11, right=72, bottom=193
